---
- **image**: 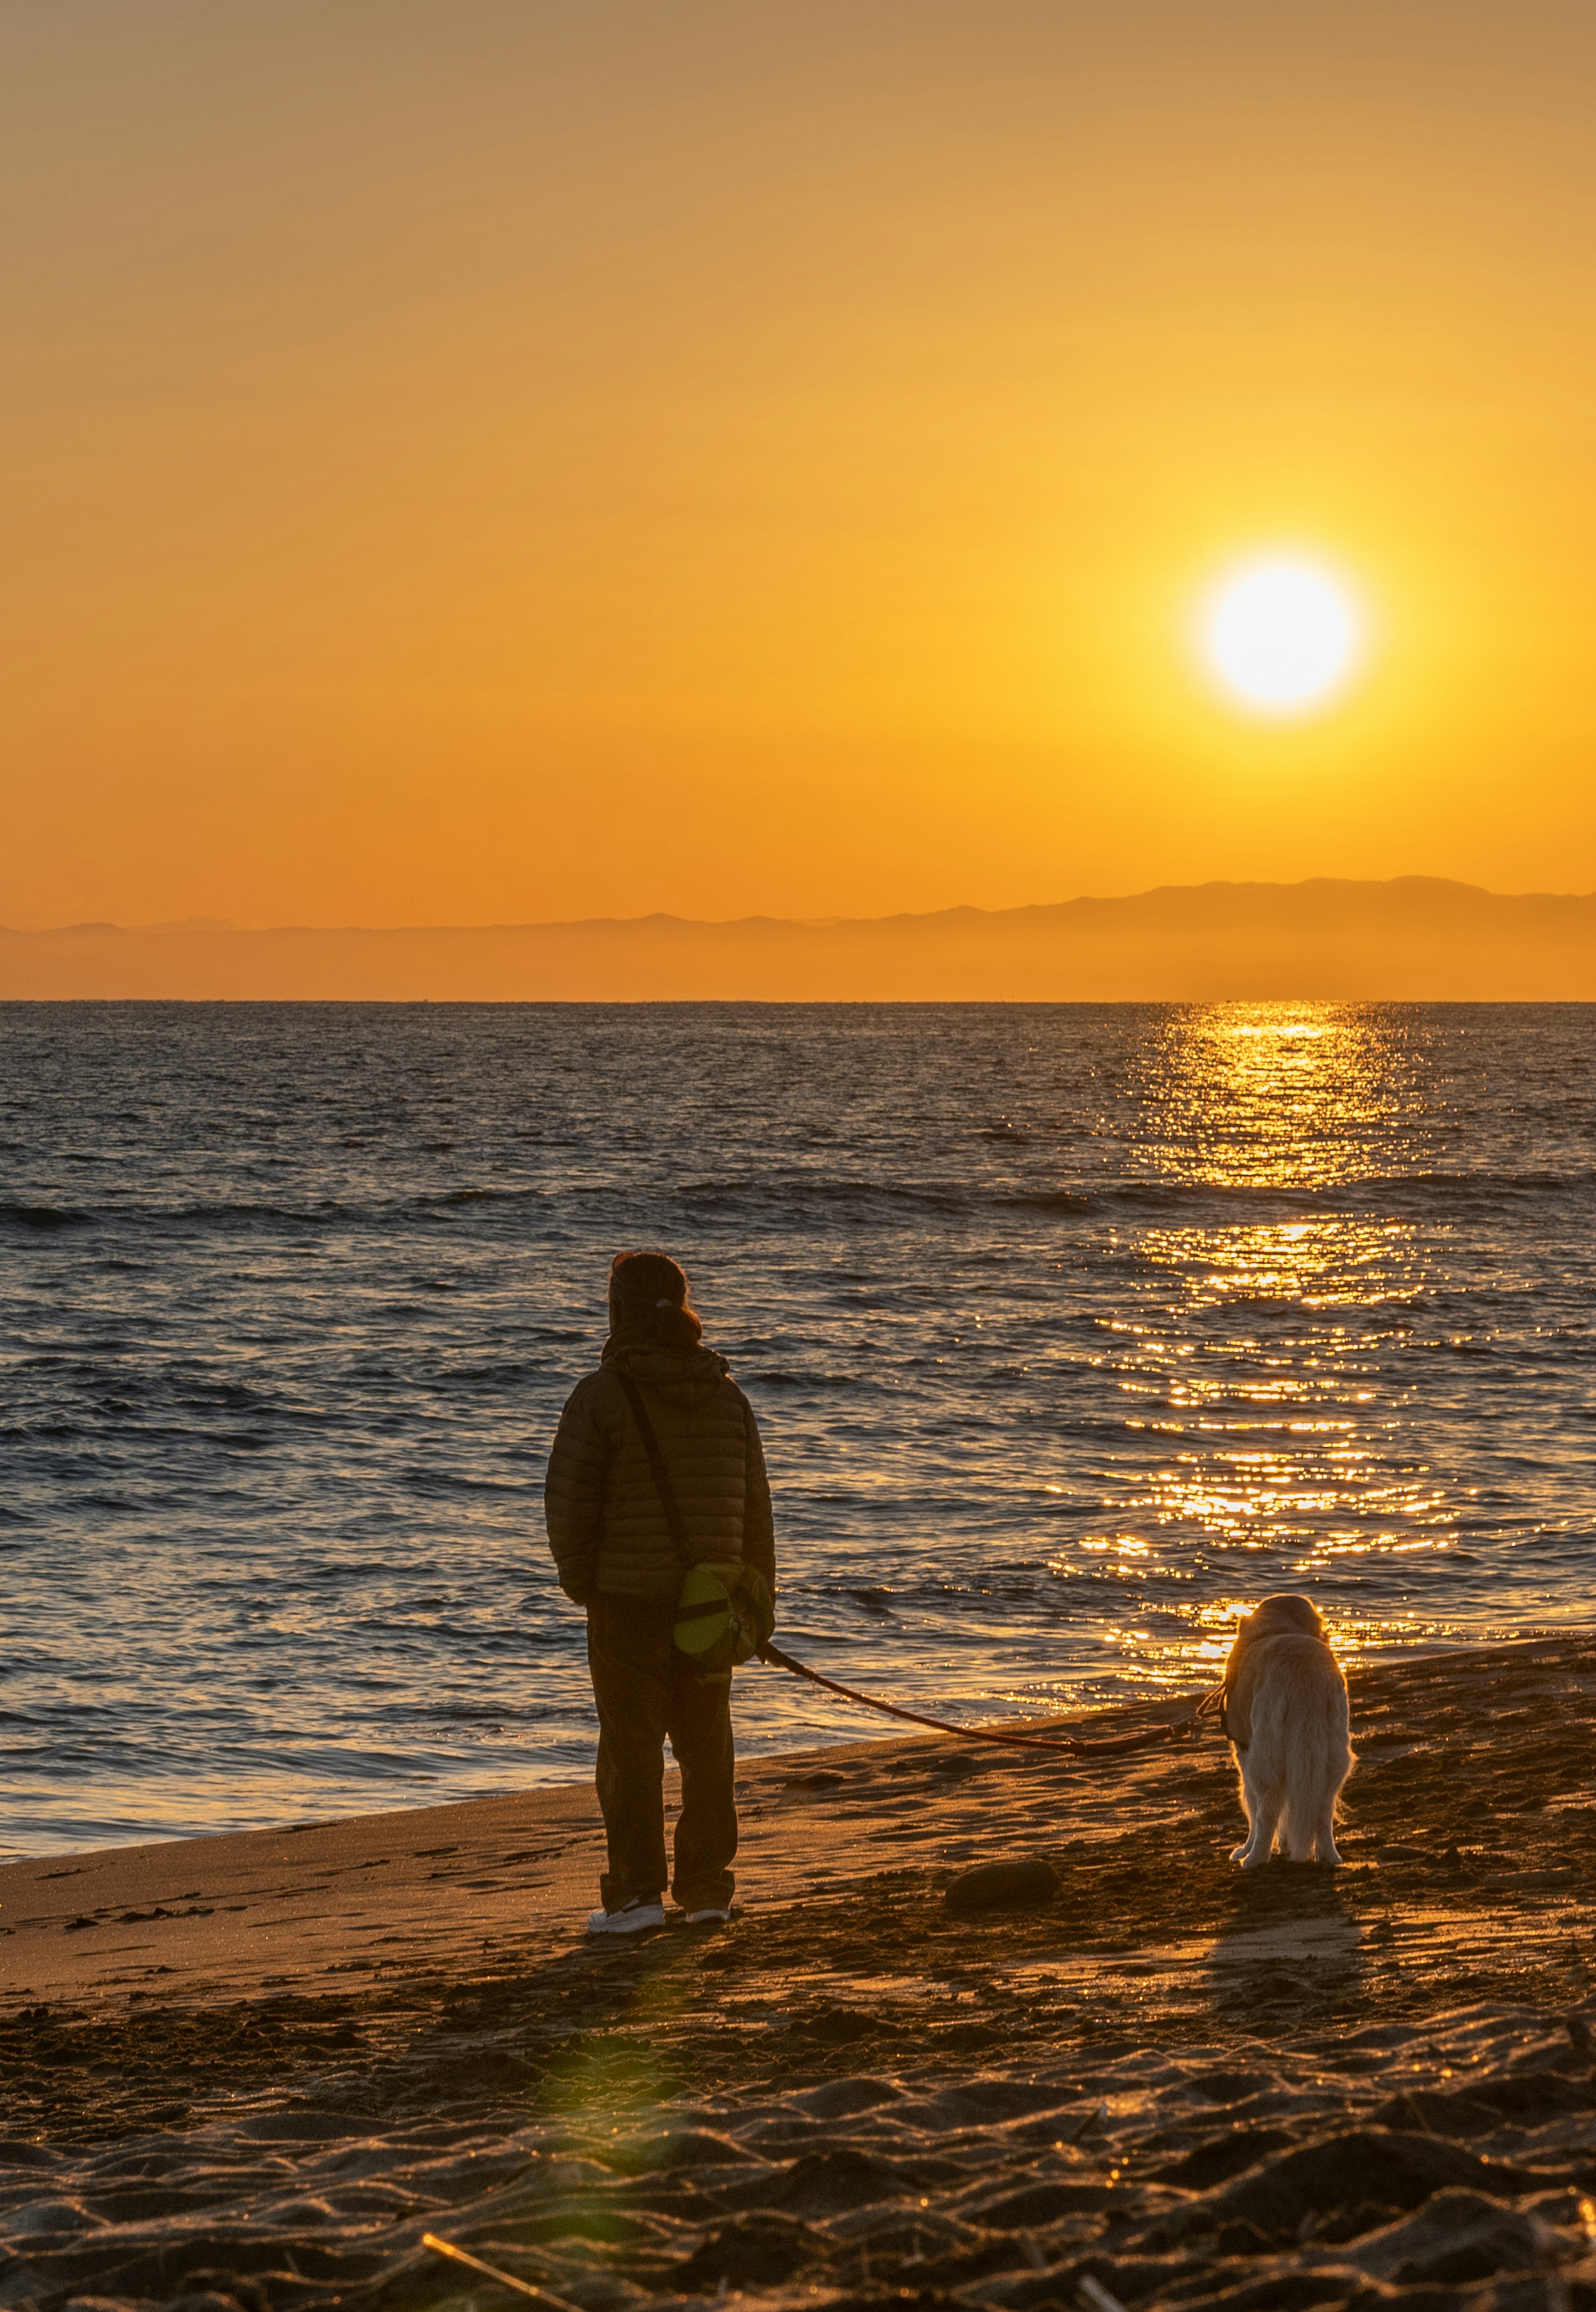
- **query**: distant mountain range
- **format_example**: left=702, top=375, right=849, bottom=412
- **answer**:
left=4, top=878, right=1595, bottom=1000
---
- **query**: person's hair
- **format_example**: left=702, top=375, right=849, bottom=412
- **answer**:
left=608, top=1249, right=704, bottom=1354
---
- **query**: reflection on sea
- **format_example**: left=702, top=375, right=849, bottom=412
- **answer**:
left=1131, top=1004, right=1434, bottom=1189
left=1046, top=1007, right=1481, bottom=1692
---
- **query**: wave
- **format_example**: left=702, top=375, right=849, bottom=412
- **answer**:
left=671, top=1167, right=1596, bottom=1227
left=677, top=1174, right=976, bottom=1217
left=2, top=1164, right=1589, bottom=1246
left=1091, top=1167, right=1596, bottom=1218
left=427, top=1186, right=553, bottom=1209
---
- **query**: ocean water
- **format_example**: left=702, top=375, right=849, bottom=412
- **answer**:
left=2, top=1000, right=1592, bottom=1858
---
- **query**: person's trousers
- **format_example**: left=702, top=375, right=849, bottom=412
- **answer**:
left=586, top=1593, right=737, bottom=1912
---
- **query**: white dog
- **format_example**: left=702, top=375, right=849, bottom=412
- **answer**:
left=1221, top=1594, right=1353, bottom=1866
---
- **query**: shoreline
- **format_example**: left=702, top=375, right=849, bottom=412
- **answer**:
left=0, top=1679, right=1214, bottom=2015
left=5, top=1625, right=1576, bottom=1877
left=5, top=1634, right=1596, bottom=2311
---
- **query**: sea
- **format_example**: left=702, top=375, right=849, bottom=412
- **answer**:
left=2, top=1001, right=1592, bottom=1858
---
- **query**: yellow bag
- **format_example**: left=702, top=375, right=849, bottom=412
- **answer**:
left=617, top=1375, right=774, bottom=1687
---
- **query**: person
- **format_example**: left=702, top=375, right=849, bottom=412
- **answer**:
left=544, top=1250, right=776, bottom=1935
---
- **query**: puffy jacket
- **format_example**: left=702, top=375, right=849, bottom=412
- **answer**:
left=544, top=1337, right=776, bottom=1606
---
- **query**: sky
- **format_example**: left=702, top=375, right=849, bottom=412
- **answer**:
left=5, top=0, right=1595, bottom=930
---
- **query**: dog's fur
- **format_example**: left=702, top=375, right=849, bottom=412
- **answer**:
left=1223, top=1594, right=1353, bottom=1866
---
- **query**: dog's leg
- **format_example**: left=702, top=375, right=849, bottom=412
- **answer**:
left=1229, top=1752, right=1255, bottom=1862
left=1309, top=1744, right=1352, bottom=1864
left=1232, top=1756, right=1279, bottom=1867
left=1240, top=1791, right=1281, bottom=1868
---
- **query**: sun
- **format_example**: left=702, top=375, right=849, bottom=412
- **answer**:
left=1198, top=555, right=1365, bottom=718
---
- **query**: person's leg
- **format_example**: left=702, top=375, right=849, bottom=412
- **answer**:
left=665, top=1659, right=737, bottom=1912
left=587, top=1596, right=673, bottom=1910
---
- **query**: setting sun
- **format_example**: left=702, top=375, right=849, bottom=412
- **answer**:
left=1199, top=557, right=1366, bottom=719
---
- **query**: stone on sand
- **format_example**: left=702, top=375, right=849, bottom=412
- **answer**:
left=943, top=1855, right=1061, bottom=1915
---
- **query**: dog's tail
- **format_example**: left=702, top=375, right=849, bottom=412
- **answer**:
left=1251, top=1642, right=1355, bottom=1860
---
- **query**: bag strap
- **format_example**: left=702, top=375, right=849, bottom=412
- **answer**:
left=616, top=1374, right=695, bottom=1572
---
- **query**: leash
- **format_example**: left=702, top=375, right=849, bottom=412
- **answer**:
left=1195, top=1684, right=1231, bottom=1736
left=759, top=1640, right=1219, bottom=1758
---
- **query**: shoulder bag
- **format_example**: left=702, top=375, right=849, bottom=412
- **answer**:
left=616, top=1374, right=775, bottom=1687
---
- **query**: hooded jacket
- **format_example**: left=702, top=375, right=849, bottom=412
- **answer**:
left=543, top=1333, right=776, bottom=1606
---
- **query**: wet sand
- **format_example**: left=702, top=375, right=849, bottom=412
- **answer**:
left=4, top=1637, right=1596, bottom=2312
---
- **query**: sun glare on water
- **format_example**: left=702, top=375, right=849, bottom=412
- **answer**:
left=1198, top=555, right=1365, bottom=718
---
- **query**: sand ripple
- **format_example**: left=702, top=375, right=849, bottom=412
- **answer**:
left=5, top=1999, right=1596, bottom=2312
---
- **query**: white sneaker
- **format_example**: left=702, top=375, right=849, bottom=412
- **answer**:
left=683, top=1905, right=732, bottom=1925
left=586, top=1898, right=665, bottom=1935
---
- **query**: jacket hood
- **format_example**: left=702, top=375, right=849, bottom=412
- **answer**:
left=601, top=1333, right=732, bottom=1402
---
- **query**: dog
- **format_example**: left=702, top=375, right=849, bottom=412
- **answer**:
left=1221, top=1594, right=1352, bottom=1866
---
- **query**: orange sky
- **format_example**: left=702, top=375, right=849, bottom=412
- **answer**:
left=5, top=0, right=1595, bottom=929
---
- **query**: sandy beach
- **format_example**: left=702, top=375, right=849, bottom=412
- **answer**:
left=5, top=1636, right=1596, bottom=2312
